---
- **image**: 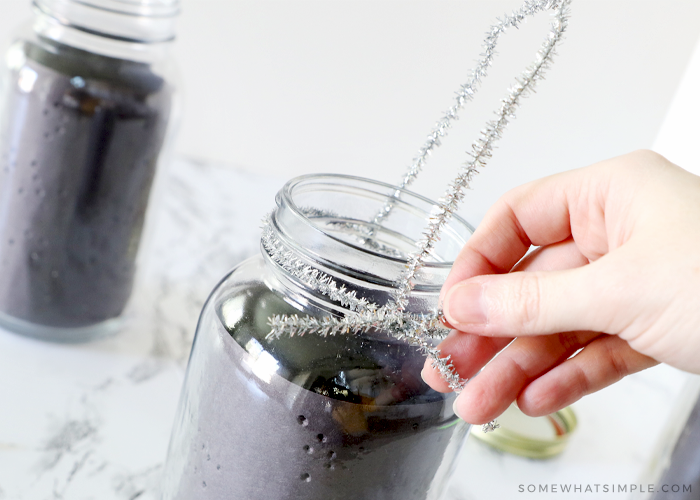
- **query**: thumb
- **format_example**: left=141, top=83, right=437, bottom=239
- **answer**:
left=442, top=263, right=621, bottom=337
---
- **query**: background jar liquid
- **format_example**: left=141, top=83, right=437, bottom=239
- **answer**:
left=0, top=37, right=172, bottom=332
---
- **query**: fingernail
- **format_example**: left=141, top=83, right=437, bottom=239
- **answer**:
left=445, top=283, right=487, bottom=326
left=452, top=398, right=463, bottom=420
left=420, top=366, right=428, bottom=383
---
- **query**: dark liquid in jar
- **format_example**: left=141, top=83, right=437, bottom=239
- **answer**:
left=166, top=284, right=459, bottom=499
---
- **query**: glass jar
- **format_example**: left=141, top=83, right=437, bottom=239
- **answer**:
left=0, top=0, right=180, bottom=342
left=161, top=174, right=474, bottom=500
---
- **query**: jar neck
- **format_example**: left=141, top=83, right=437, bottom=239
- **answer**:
left=31, top=0, right=178, bottom=61
left=262, top=174, right=474, bottom=313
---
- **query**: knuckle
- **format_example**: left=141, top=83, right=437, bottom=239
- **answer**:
left=559, top=331, right=582, bottom=352
left=630, top=148, right=663, bottom=163
left=604, top=340, right=629, bottom=382
left=617, top=149, right=666, bottom=177
left=571, top=362, right=590, bottom=397
left=500, top=273, right=544, bottom=333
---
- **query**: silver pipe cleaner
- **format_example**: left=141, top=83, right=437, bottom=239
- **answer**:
left=265, top=0, right=572, bottom=432
left=372, top=0, right=568, bottom=227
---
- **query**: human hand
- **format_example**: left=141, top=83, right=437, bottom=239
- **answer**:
left=421, top=150, right=700, bottom=424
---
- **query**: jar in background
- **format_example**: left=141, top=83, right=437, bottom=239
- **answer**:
left=161, top=174, right=474, bottom=500
left=0, top=0, right=180, bottom=341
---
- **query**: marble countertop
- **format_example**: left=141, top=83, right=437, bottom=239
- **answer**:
left=0, top=157, right=698, bottom=500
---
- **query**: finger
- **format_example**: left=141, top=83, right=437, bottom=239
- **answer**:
left=516, top=334, right=658, bottom=417
left=452, top=330, right=600, bottom=424
left=441, top=170, right=580, bottom=298
left=441, top=160, right=623, bottom=300
left=440, top=237, right=588, bottom=331
left=421, top=331, right=511, bottom=393
left=511, top=237, right=589, bottom=273
left=430, top=238, right=590, bottom=392
left=442, top=248, right=637, bottom=337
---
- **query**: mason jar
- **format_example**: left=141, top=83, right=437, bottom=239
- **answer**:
left=0, top=0, right=180, bottom=341
left=161, top=174, right=474, bottom=499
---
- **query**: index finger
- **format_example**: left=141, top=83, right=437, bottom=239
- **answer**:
left=442, top=166, right=594, bottom=297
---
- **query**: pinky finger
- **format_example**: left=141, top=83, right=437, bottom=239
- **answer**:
left=516, top=335, right=658, bottom=417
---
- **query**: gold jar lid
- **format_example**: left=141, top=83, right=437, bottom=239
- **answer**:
left=471, top=405, right=577, bottom=459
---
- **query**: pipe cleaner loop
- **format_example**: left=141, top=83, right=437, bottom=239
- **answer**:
left=372, top=0, right=570, bottom=228
left=263, top=0, right=572, bottom=431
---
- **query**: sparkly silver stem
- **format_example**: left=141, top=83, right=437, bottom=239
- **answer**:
left=482, top=420, right=501, bottom=433
left=264, top=0, right=572, bottom=413
left=392, top=0, right=571, bottom=310
left=262, top=214, right=371, bottom=313
left=372, top=0, right=570, bottom=228
left=261, top=215, right=463, bottom=390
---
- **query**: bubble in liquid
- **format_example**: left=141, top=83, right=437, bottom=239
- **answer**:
left=8, top=239, right=14, bottom=245
left=30, top=252, right=39, bottom=262
left=70, top=76, right=86, bottom=88
left=297, top=415, right=308, bottom=426
left=327, top=451, right=336, bottom=460
left=300, top=473, right=311, bottom=482
left=202, top=481, right=207, bottom=489
left=303, top=445, right=313, bottom=455
left=412, top=423, right=419, bottom=431
left=316, top=434, right=326, bottom=443
left=207, top=454, right=211, bottom=461
left=216, top=464, right=221, bottom=471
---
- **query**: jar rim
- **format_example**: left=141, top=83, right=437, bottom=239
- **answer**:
left=35, top=0, right=180, bottom=19
left=278, top=173, right=474, bottom=270
left=33, top=0, right=179, bottom=45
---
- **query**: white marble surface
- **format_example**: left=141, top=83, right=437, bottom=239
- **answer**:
left=0, top=158, right=284, bottom=500
left=0, top=157, right=698, bottom=500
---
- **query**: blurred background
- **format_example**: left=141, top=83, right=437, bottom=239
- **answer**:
left=2, top=0, right=699, bottom=225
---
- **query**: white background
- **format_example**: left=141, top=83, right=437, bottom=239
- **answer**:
left=1, top=0, right=699, bottom=224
